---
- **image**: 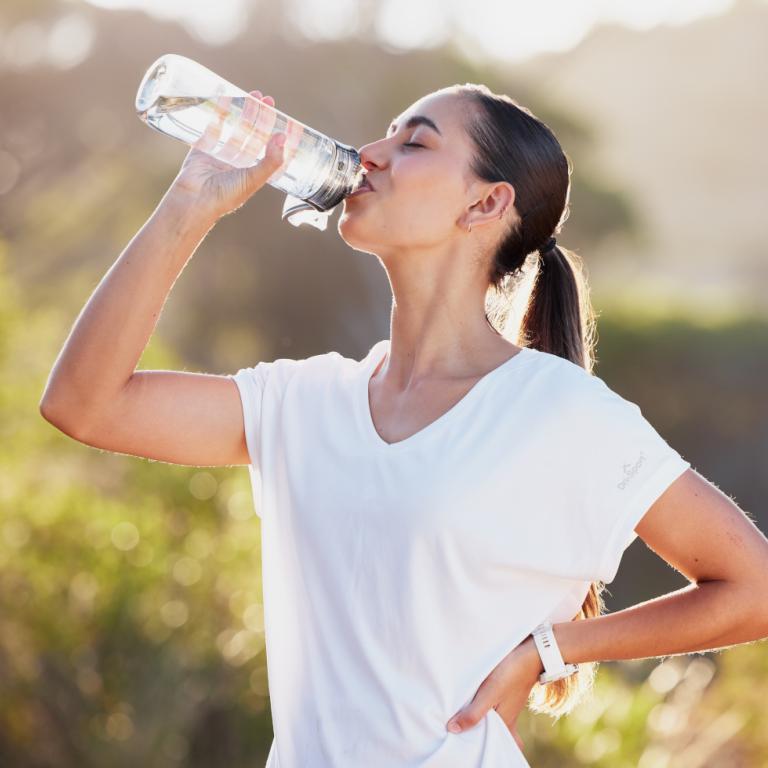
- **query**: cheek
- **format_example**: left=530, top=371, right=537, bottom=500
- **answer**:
left=395, top=156, right=463, bottom=206
left=397, top=176, right=464, bottom=232
left=390, top=155, right=441, bottom=191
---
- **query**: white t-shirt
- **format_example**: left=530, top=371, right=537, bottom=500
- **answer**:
left=229, top=338, right=691, bottom=768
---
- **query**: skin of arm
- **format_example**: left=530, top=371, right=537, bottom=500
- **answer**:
left=447, top=467, right=768, bottom=741
left=38, top=190, right=216, bottom=436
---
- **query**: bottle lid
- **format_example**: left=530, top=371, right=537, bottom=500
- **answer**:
left=279, top=142, right=362, bottom=231
left=281, top=194, right=331, bottom=230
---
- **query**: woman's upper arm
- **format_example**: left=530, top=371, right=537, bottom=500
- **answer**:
left=634, top=467, right=768, bottom=585
left=57, top=370, right=251, bottom=468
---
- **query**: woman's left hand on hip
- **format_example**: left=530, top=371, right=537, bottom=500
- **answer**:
left=446, top=637, right=541, bottom=751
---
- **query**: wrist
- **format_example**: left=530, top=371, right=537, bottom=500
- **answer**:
left=158, top=188, right=220, bottom=233
left=530, top=621, right=580, bottom=684
left=162, top=184, right=221, bottom=227
left=517, top=636, right=545, bottom=683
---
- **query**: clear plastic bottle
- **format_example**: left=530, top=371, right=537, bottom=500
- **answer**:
left=135, top=53, right=366, bottom=230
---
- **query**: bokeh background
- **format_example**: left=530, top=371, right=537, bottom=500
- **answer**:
left=2, top=0, right=767, bottom=765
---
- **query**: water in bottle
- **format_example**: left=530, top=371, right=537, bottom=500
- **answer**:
left=135, top=54, right=366, bottom=230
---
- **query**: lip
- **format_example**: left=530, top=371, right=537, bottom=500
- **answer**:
left=348, top=186, right=374, bottom=198
left=348, top=176, right=375, bottom=197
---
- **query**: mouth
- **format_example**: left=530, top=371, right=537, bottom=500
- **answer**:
left=348, top=175, right=375, bottom=197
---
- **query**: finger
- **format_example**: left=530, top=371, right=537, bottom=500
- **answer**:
left=248, top=89, right=274, bottom=108
left=244, top=132, right=286, bottom=190
left=248, top=89, right=276, bottom=109
left=195, top=119, right=219, bottom=154
left=219, top=91, right=274, bottom=166
left=216, top=96, right=254, bottom=165
left=447, top=667, right=510, bottom=734
left=446, top=688, right=499, bottom=734
left=240, top=92, right=278, bottom=168
left=229, top=90, right=262, bottom=164
left=194, top=96, right=229, bottom=154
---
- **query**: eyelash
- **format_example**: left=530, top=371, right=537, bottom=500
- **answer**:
left=402, top=142, right=424, bottom=149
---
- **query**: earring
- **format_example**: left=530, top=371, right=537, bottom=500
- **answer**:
left=468, top=222, right=472, bottom=234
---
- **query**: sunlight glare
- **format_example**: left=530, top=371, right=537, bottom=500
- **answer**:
left=78, top=0, right=740, bottom=58
left=83, top=0, right=248, bottom=45
left=375, top=0, right=451, bottom=52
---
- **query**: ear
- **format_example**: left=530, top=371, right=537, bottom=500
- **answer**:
left=463, top=181, right=516, bottom=231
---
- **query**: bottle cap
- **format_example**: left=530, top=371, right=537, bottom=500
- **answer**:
left=281, top=194, right=331, bottom=230
left=279, top=142, right=363, bottom=231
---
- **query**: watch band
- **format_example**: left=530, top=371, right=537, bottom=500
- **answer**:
left=531, top=621, right=579, bottom=684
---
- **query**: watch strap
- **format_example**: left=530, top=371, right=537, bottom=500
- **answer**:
left=531, top=621, right=579, bottom=684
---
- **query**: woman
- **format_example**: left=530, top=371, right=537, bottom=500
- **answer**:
left=40, top=83, right=768, bottom=767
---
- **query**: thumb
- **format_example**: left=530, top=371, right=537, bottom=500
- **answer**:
left=447, top=680, right=500, bottom=734
left=244, top=132, right=286, bottom=190
left=447, top=699, right=490, bottom=734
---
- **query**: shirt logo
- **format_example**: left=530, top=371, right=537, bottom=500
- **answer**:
left=617, top=451, right=646, bottom=490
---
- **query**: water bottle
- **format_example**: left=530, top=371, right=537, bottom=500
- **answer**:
left=135, top=53, right=366, bottom=230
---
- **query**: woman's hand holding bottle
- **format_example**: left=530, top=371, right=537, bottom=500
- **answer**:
left=166, top=90, right=287, bottom=222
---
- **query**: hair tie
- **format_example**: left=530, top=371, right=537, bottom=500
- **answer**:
left=541, top=236, right=558, bottom=255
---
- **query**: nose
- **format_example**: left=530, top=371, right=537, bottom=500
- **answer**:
left=357, top=137, right=389, bottom=173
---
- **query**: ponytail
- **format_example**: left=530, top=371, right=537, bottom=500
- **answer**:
left=523, top=243, right=597, bottom=373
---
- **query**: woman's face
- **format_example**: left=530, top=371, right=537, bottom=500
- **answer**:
left=338, top=91, right=489, bottom=257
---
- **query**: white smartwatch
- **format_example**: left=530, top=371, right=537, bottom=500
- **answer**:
left=531, top=621, right=579, bottom=685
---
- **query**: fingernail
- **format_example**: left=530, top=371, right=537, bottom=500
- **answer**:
left=447, top=721, right=461, bottom=733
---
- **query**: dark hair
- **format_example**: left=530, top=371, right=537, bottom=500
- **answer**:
left=451, top=83, right=603, bottom=719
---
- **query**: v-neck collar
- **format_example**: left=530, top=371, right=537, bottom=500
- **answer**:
left=357, top=339, right=534, bottom=452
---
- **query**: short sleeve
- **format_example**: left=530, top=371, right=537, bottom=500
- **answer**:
left=574, top=376, right=691, bottom=584
left=228, top=361, right=273, bottom=471
left=228, top=362, right=275, bottom=519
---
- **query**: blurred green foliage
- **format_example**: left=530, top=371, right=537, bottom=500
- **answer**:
left=1, top=250, right=273, bottom=766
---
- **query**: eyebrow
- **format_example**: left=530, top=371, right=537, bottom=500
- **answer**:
left=387, top=115, right=442, bottom=137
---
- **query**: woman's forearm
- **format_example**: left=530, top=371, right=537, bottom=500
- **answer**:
left=521, top=579, right=768, bottom=675
left=40, top=189, right=217, bottom=431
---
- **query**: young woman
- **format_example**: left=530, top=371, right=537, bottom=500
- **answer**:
left=41, top=84, right=768, bottom=768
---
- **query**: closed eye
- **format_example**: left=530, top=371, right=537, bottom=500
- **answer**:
left=403, top=142, right=424, bottom=148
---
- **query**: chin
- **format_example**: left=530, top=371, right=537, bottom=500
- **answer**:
left=338, top=198, right=402, bottom=250
left=337, top=215, right=380, bottom=254
left=338, top=206, right=365, bottom=238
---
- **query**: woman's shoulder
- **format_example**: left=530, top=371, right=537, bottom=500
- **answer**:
left=238, top=341, right=380, bottom=386
left=270, top=346, right=366, bottom=386
left=524, top=347, right=630, bottom=411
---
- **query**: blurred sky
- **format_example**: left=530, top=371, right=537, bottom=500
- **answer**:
left=79, top=0, right=742, bottom=57
left=2, top=0, right=760, bottom=72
